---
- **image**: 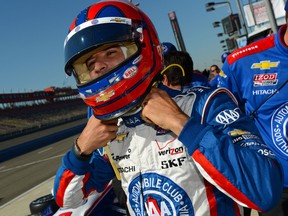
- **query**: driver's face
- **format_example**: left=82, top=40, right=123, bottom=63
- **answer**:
left=86, top=45, right=125, bottom=80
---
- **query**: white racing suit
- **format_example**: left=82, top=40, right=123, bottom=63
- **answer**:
left=54, top=86, right=283, bottom=216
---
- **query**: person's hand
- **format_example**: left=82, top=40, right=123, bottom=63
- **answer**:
left=77, top=115, right=118, bottom=155
left=141, top=87, right=189, bottom=136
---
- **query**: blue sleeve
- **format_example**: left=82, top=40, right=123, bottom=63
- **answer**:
left=219, top=61, right=244, bottom=105
left=87, top=106, right=93, bottom=118
left=209, top=77, right=218, bottom=87
left=178, top=88, right=283, bottom=212
left=65, top=147, right=114, bottom=189
left=53, top=143, right=115, bottom=208
left=53, top=106, right=115, bottom=208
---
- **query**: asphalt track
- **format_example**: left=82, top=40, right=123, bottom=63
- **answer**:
left=0, top=118, right=86, bottom=215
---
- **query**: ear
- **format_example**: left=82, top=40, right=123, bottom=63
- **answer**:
left=162, top=74, right=170, bottom=86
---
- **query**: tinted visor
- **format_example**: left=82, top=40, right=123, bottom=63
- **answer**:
left=71, top=42, right=139, bottom=85
left=64, top=18, right=139, bottom=73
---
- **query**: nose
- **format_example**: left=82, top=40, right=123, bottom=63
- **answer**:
left=90, top=61, right=108, bottom=79
left=94, top=61, right=108, bottom=73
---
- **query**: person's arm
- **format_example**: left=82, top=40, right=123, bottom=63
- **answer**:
left=219, top=61, right=244, bottom=106
left=218, top=60, right=233, bottom=89
left=179, top=88, right=282, bottom=212
left=141, top=87, right=283, bottom=212
left=53, top=148, right=115, bottom=208
left=141, top=87, right=189, bottom=136
left=208, top=76, right=217, bottom=87
left=53, top=115, right=118, bottom=208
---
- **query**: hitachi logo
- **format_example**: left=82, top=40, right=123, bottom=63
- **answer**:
left=252, top=89, right=278, bottom=95
left=232, top=45, right=259, bottom=58
left=118, top=166, right=135, bottom=173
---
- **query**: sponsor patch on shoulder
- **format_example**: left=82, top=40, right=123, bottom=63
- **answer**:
left=215, top=108, right=240, bottom=125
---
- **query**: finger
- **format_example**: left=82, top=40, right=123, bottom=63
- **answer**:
left=150, top=86, right=159, bottom=93
left=141, top=100, right=148, bottom=108
left=140, top=112, right=154, bottom=125
left=101, top=118, right=118, bottom=126
left=106, top=124, right=119, bottom=132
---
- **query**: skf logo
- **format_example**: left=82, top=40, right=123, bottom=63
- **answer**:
left=96, top=90, right=115, bottom=102
left=251, top=61, right=279, bottom=70
left=253, top=73, right=278, bottom=87
left=161, top=157, right=186, bottom=169
left=216, top=108, right=240, bottom=125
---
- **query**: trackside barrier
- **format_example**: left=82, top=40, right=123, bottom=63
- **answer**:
left=0, top=115, right=86, bottom=142
left=0, top=124, right=86, bottom=163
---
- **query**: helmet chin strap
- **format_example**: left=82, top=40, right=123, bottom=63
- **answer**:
left=122, top=70, right=166, bottom=118
left=122, top=105, right=142, bottom=117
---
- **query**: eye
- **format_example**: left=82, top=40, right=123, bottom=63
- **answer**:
left=87, top=60, right=95, bottom=72
left=106, top=49, right=118, bottom=57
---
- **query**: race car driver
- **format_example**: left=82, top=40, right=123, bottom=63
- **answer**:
left=53, top=1, right=283, bottom=215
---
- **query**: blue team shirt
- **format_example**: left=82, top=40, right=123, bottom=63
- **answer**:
left=219, top=24, right=288, bottom=187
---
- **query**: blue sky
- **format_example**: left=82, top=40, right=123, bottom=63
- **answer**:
left=0, top=0, right=251, bottom=92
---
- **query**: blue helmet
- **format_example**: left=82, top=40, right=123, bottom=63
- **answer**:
left=64, top=0, right=163, bottom=120
left=221, top=52, right=231, bottom=63
left=161, top=42, right=177, bottom=56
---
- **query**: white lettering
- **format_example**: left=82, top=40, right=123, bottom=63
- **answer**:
left=131, top=181, right=141, bottom=204
left=252, top=89, right=278, bottom=95
left=215, top=108, right=240, bottom=125
left=232, top=45, right=258, bottom=58
left=274, top=105, right=288, bottom=124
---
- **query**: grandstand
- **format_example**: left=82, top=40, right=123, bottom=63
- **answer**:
left=0, top=87, right=87, bottom=140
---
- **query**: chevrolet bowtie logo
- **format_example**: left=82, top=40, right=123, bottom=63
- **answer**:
left=228, top=129, right=250, bottom=136
left=251, top=61, right=279, bottom=70
left=96, top=90, right=115, bottom=102
left=110, top=17, right=126, bottom=23
left=114, top=133, right=128, bottom=142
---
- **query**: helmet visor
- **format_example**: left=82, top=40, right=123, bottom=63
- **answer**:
left=64, top=17, right=138, bottom=66
left=71, top=42, right=139, bottom=85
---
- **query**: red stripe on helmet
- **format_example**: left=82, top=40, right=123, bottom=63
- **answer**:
left=87, top=4, right=101, bottom=20
left=69, top=18, right=77, bottom=32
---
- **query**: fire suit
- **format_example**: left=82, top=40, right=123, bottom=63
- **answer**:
left=209, top=74, right=220, bottom=87
left=54, top=86, right=282, bottom=216
left=218, top=24, right=288, bottom=188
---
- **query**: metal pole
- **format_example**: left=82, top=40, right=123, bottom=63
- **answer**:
left=213, top=1, right=233, bottom=15
left=263, top=0, right=278, bottom=33
left=234, top=0, right=248, bottom=36
left=249, top=0, right=257, bottom=26
left=225, top=1, right=233, bottom=15
left=168, top=11, right=187, bottom=52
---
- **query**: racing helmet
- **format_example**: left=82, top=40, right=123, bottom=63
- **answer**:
left=221, top=51, right=231, bottom=63
left=161, top=42, right=177, bottom=56
left=64, top=0, right=163, bottom=120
